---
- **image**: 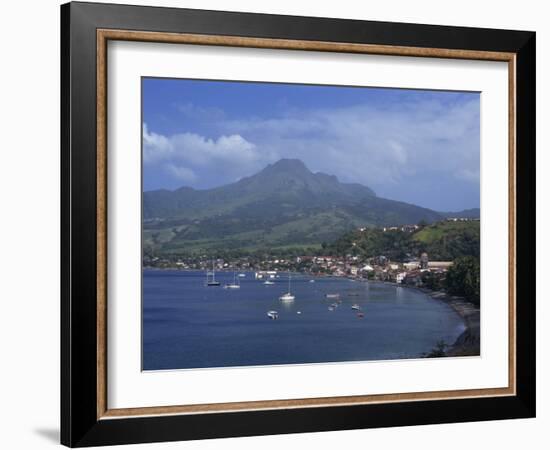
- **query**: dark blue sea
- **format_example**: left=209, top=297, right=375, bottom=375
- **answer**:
left=143, top=270, right=465, bottom=370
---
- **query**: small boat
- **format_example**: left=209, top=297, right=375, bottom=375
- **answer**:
left=279, top=271, right=295, bottom=302
left=309, top=279, right=315, bottom=283
left=263, top=280, right=275, bottom=285
left=328, top=306, right=335, bottom=311
left=325, top=293, right=340, bottom=299
left=279, top=292, right=295, bottom=302
left=330, top=302, right=339, bottom=308
left=238, top=273, right=246, bottom=278
left=205, top=261, right=221, bottom=286
left=351, top=304, right=361, bottom=311
left=297, top=311, right=302, bottom=315
left=267, top=310, right=279, bottom=320
left=224, top=271, right=241, bottom=289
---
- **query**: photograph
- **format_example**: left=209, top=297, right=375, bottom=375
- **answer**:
left=141, top=78, right=481, bottom=371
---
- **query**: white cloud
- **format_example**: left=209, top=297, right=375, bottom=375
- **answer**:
left=388, top=140, right=408, bottom=165
left=164, top=164, right=198, bottom=183
left=143, top=123, right=269, bottom=186
left=143, top=123, right=172, bottom=163
left=169, top=133, right=258, bottom=167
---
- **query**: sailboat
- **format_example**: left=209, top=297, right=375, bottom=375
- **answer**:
left=224, top=271, right=241, bottom=289
left=279, top=270, right=295, bottom=302
left=205, top=261, right=220, bottom=286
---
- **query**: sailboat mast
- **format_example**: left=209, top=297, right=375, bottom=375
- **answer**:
left=288, top=270, right=291, bottom=293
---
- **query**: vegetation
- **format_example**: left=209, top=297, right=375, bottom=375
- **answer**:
left=438, top=208, right=481, bottom=219
left=424, top=340, right=448, bottom=358
left=421, top=270, right=446, bottom=291
left=412, top=220, right=480, bottom=260
left=325, top=220, right=480, bottom=262
left=445, top=256, right=480, bottom=305
left=144, top=244, right=322, bottom=262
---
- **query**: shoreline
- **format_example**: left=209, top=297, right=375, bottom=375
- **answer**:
left=410, top=285, right=480, bottom=356
left=371, top=281, right=480, bottom=356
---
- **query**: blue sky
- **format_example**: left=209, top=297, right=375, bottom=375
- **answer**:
left=143, top=78, right=480, bottom=212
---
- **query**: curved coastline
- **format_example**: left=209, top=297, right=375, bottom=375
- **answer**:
left=391, top=283, right=480, bottom=356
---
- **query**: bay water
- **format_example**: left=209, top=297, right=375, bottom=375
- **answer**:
left=143, top=270, right=465, bottom=370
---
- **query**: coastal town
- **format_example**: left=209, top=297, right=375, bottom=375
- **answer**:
left=145, top=250, right=451, bottom=287
left=144, top=217, right=480, bottom=295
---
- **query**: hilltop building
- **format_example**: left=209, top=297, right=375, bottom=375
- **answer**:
left=427, top=261, right=454, bottom=270
left=420, top=252, right=429, bottom=270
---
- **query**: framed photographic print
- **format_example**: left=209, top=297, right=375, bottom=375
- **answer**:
left=61, top=1, right=536, bottom=447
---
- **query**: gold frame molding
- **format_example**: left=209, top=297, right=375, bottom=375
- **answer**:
left=96, top=29, right=516, bottom=420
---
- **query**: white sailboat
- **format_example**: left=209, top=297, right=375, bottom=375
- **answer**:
left=224, top=271, right=240, bottom=289
left=279, top=271, right=295, bottom=302
left=205, top=261, right=220, bottom=286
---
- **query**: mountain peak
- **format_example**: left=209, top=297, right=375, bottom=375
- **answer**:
left=230, top=158, right=376, bottom=200
left=264, top=158, right=309, bottom=174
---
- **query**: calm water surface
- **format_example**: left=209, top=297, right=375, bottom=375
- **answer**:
left=143, top=270, right=465, bottom=370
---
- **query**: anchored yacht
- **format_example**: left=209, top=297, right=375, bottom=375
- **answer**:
left=205, top=261, right=220, bottom=286
left=279, top=271, right=295, bottom=302
left=224, top=271, right=241, bottom=289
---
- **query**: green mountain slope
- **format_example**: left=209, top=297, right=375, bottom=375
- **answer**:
left=438, top=208, right=480, bottom=219
left=143, top=159, right=445, bottom=255
left=326, top=220, right=480, bottom=261
left=412, top=220, right=480, bottom=259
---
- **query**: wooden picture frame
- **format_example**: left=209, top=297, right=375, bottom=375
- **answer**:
left=61, top=1, right=535, bottom=447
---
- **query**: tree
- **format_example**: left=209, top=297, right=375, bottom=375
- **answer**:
left=424, top=340, right=448, bottom=358
left=445, top=256, right=480, bottom=305
left=417, top=219, right=429, bottom=228
left=421, top=271, right=445, bottom=291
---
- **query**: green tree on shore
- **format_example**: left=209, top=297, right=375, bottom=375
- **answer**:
left=445, top=256, right=480, bottom=305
